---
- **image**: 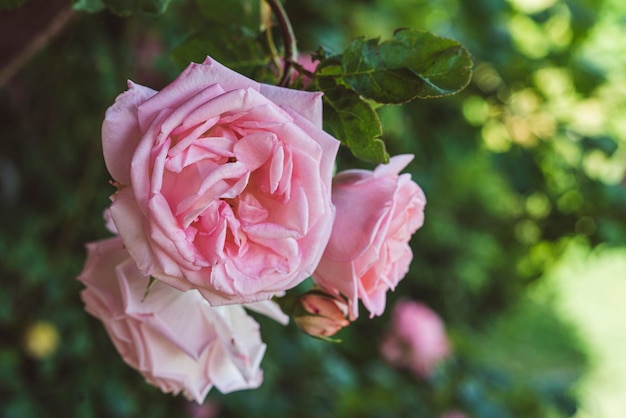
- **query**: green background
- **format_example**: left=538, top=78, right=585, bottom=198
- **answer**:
left=1, top=0, right=625, bottom=416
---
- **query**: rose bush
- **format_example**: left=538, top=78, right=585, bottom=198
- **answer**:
left=78, top=237, right=288, bottom=403
left=103, top=56, right=339, bottom=305
left=313, top=155, right=426, bottom=318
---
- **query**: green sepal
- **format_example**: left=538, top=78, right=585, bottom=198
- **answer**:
left=142, top=276, right=157, bottom=302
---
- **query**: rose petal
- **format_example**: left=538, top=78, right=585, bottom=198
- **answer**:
left=102, top=81, right=157, bottom=185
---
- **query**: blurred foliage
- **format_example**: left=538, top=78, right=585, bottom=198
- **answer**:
left=72, top=0, right=174, bottom=15
left=2, top=0, right=626, bottom=416
left=0, top=0, right=28, bottom=10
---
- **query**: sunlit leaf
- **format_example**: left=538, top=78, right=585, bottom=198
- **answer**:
left=342, top=29, right=473, bottom=103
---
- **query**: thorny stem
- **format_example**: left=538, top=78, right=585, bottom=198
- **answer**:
left=264, top=0, right=298, bottom=87
left=262, top=2, right=281, bottom=71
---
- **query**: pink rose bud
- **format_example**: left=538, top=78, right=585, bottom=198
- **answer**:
left=380, top=300, right=451, bottom=377
left=77, top=237, right=288, bottom=403
left=313, top=155, right=426, bottom=319
left=294, top=293, right=350, bottom=338
left=102, top=56, right=339, bottom=306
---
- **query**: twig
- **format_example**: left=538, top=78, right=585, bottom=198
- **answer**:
left=264, top=0, right=297, bottom=87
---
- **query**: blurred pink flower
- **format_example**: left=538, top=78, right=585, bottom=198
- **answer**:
left=313, top=155, right=426, bottom=319
left=380, top=300, right=451, bottom=377
left=186, top=400, right=221, bottom=418
left=440, top=411, right=467, bottom=418
left=78, top=237, right=288, bottom=403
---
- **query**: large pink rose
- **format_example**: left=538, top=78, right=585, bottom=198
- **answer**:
left=103, top=57, right=339, bottom=305
left=77, top=237, right=288, bottom=403
left=312, top=155, right=426, bottom=318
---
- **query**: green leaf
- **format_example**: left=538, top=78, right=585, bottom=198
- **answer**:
left=73, top=0, right=172, bottom=15
left=172, top=25, right=273, bottom=82
left=316, top=68, right=388, bottom=164
left=341, top=29, right=473, bottom=104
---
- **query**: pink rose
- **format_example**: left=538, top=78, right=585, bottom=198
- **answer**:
left=312, top=155, right=426, bottom=318
left=380, top=300, right=451, bottom=377
left=103, top=56, right=339, bottom=305
left=77, top=237, right=288, bottom=403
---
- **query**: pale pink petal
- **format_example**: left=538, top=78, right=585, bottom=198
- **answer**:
left=137, top=58, right=260, bottom=131
left=243, top=300, right=289, bottom=325
left=325, top=174, right=396, bottom=261
left=374, top=154, right=414, bottom=178
left=102, top=81, right=157, bottom=185
left=259, top=84, right=323, bottom=127
left=109, top=187, right=158, bottom=277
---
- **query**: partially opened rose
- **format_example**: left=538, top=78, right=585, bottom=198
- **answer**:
left=313, top=155, right=426, bottom=319
left=103, top=57, right=339, bottom=305
left=78, top=237, right=288, bottom=403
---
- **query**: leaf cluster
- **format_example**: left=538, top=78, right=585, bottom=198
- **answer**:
left=313, top=29, right=472, bottom=163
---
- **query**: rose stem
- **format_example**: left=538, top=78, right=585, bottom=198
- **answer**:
left=264, top=0, right=298, bottom=87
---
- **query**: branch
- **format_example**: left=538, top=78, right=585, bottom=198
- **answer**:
left=264, top=0, right=297, bottom=87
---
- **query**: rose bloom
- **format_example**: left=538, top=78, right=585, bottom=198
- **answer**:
left=380, top=300, right=451, bottom=377
left=313, top=155, right=426, bottom=318
left=103, top=56, right=339, bottom=305
left=78, top=237, right=288, bottom=403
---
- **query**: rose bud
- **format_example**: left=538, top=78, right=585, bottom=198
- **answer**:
left=293, top=292, right=350, bottom=338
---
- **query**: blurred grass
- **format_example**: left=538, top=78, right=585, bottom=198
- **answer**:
left=538, top=241, right=626, bottom=418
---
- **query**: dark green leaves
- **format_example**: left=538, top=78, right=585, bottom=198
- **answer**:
left=341, top=29, right=473, bottom=103
left=71, top=0, right=173, bottom=15
left=317, top=74, right=387, bottom=164
left=172, top=25, right=272, bottom=81
left=314, top=29, right=472, bottom=163
left=195, top=0, right=260, bottom=32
